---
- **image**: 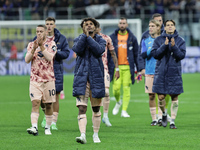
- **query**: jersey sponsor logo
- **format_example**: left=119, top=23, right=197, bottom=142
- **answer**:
left=118, top=44, right=127, bottom=49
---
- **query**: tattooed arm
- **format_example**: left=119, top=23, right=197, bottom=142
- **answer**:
left=110, top=49, right=120, bottom=80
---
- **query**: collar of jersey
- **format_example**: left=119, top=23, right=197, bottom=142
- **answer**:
left=118, top=30, right=128, bottom=35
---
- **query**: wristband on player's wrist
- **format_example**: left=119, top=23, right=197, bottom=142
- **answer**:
left=115, top=68, right=119, bottom=71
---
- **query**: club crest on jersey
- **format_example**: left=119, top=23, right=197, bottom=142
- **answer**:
left=45, top=44, right=48, bottom=47
left=52, top=45, right=57, bottom=51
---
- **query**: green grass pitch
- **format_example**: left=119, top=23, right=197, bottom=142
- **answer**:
left=0, top=73, right=199, bottom=150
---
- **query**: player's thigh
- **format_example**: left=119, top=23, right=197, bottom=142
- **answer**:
left=104, top=71, right=110, bottom=96
left=113, top=69, right=122, bottom=85
left=76, top=82, right=90, bottom=107
left=104, top=70, right=110, bottom=88
left=89, top=86, right=102, bottom=107
left=113, top=71, right=122, bottom=92
left=122, top=68, right=131, bottom=86
left=145, top=75, right=154, bottom=93
left=32, top=100, right=41, bottom=109
left=43, top=81, right=56, bottom=103
left=90, top=97, right=102, bottom=107
left=76, top=95, right=89, bottom=106
left=157, top=94, right=166, bottom=100
left=29, top=81, right=43, bottom=101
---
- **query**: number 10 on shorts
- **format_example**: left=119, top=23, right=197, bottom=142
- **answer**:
left=49, top=89, right=55, bottom=96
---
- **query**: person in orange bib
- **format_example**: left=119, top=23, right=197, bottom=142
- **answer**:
left=108, top=17, right=139, bottom=117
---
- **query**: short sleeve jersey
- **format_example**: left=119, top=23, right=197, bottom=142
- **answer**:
left=100, top=33, right=114, bottom=73
left=27, top=40, right=57, bottom=82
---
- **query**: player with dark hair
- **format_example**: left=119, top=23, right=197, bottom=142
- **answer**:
left=139, top=13, right=171, bottom=125
left=151, top=20, right=186, bottom=129
left=72, top=17, right=106, bottom=144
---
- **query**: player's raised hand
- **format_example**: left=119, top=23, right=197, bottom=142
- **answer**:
left=33, top=39, right=38, bottom=50
left=171, top=37, right=175, bottom=47
left=37, top=36, right=44, bottom=46
left=83, top=22, right=89, bottom=37
left=165, top=37, right=169, bottom=45
left=31, top=39, right=38, bottom=54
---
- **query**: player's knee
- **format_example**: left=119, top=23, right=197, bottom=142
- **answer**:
left=103, top=96, right=110, bottom=103
left=92, top=106, right=100, bottom=113
left=123, top=83, right=130, bottom=87
left=105, top=88, right=109, bottom=97
left=77, top=114, right=86, bottom=120
left=158, top=94, right=165, bottom=100
left=40, top=101, right=45, bottom=108
left=158, top=99, right=166, bottom=107
left=113, top=84, right=120, bottom=91
left=171, top=94, right=178, bottom=101
left=45, top=103, right=52, bottom=110
left=93, top=110, right=101, bottom=117
left=149, top=93, right=155, bottom=101
left=32, top=100, right=40, bottom=108
left=78, top=105, right=87, bottom=114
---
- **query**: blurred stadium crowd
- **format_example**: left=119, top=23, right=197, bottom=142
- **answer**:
left=0, top=0, right=200, bottom=51
left=1, top=0, right=200, bottom=44
left=0, top=0, right=200, bottom=75
left=0, top=0, right=199, bottom=21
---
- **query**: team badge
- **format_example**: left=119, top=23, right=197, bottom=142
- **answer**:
left=30, top=93, right=34, bottom=97
left=52, top=45, right=57, bottom=51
